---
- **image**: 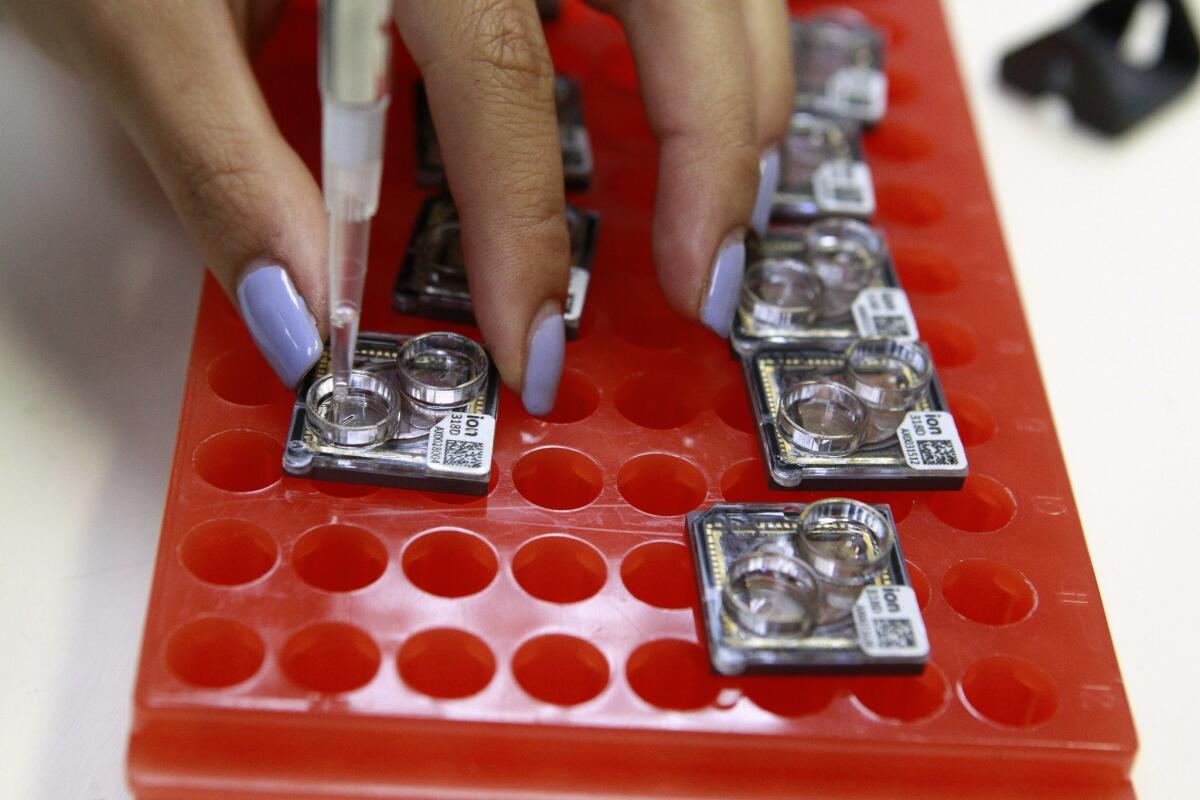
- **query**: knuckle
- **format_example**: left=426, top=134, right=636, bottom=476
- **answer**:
left=462, top=0, right=554, bottom=91
left=180, top=157, right=258, bottom=216
left=508, top=190, right=567, bottom=237
left=477, top=93, right=558, bottom=149
left=170, top=130, right=270, bottom=240
left=464, top=180, right=567, bottom=246
left=677, top=120, right=759, bottom=179
left=495, top=194, right=571, bottom=277
left=760, top=78, right=795, bottom=144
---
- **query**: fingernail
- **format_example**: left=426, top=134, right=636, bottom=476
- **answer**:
left=751, top=145, right=781, bottom=234
left=236, top=260, right=322, bottom=388
left=700, top=227, right=747, bottom=338
left=522, top=300, right=565, bottom=417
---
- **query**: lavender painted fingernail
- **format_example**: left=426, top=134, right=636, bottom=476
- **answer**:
left=751, top=145, right=781, bottom=235
left=700, top=227, right=747, bottom=339
left=236, top=260, right=322, bottom=388
left=522, top=301, right=565, bottom=417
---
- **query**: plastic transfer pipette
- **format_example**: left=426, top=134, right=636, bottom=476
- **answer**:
left=319, top=0, right=392, bottom=407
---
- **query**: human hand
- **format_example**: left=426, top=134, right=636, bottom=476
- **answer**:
left=2, top=0, right=792, bottom=416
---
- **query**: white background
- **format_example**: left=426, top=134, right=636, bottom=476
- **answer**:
left=1, top=2, right=1197, bottom=797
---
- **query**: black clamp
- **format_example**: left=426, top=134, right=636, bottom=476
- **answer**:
left=1001, top=0, right=1199, bottom=135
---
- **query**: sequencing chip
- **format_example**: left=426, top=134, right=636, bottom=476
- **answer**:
left=688, top=501, right=928, bottom=674
left=774, top=111, right=875, bottom=220
left=394, top=193, right=599, bottom=338
left=733, top=218, right=909, bottom=355
left=791, top=12, right=888, bottom=125
left=284, top=331, right=499, bottom=495
left=743, top=338, right=967, bottom=490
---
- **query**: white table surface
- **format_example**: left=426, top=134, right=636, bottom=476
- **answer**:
left=1, top=3, right=1196, bottom=797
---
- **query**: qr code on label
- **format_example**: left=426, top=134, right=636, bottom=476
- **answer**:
left=813, top=161, right=874, bottom=214
left=918, top=439, right=960, bottom=466
left=873, top=619, right=916, bottom=649
left=872, top=315, right=911, bottom=337
left=833, top=186, right=864, bottom=204
left=444, top=440, right=484, bottom=470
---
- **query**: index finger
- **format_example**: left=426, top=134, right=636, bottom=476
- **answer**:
left=395, top=0, right=569, bottom=416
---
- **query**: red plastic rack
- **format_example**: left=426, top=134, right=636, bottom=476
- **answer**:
left=127, top=2, right=1137, bottom=797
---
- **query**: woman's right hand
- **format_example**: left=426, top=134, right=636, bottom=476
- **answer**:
left=2, top=0, right=792, bottom=416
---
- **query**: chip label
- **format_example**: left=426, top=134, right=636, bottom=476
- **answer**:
left=852, top=287, right=919, bottom=340
left=426, top=412, right=495, bottom=476
left=564, top=265, right=590, bottom=324
left=824, top=66, right=887, bottom=122
left=854, top=585, right=929, bottom=658
left=812, top=160, right=875, bottom=215
left=896, top=411, right=968, bottom=471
